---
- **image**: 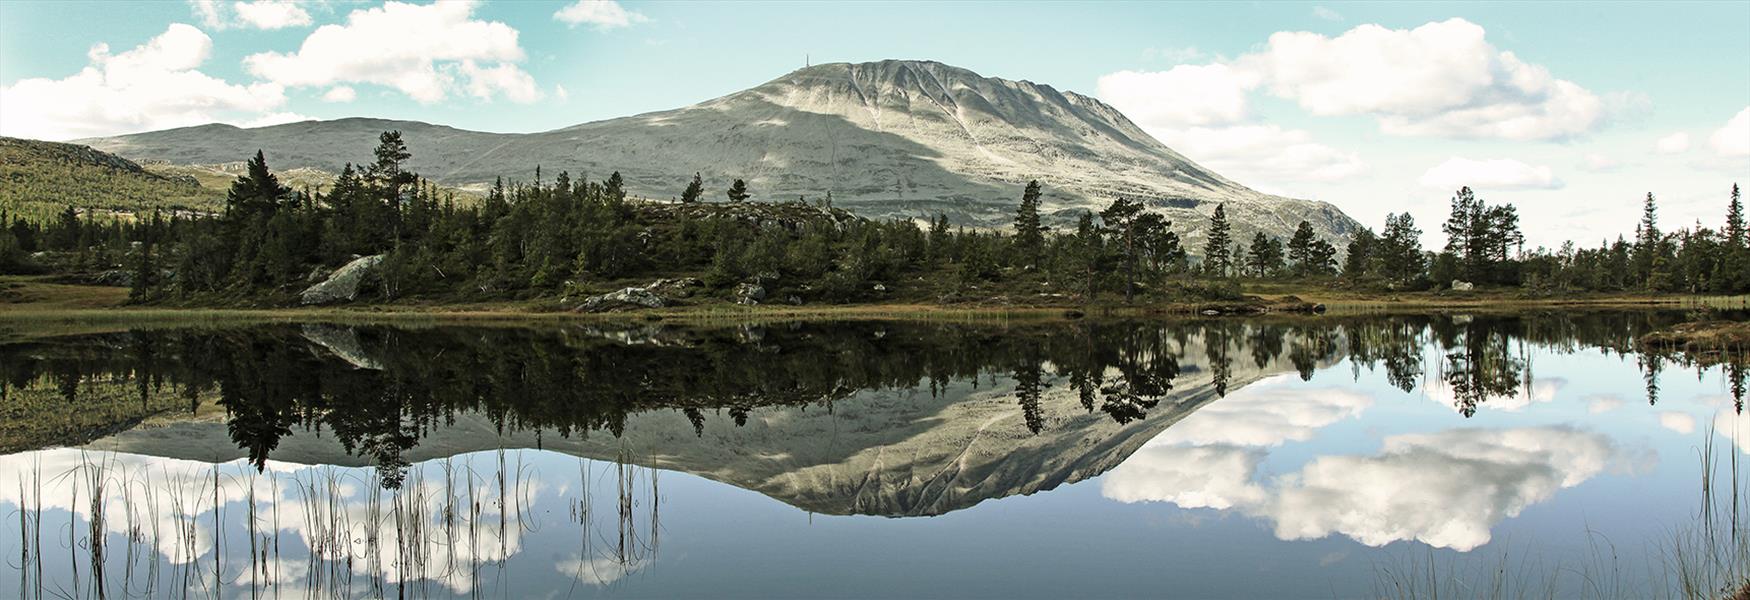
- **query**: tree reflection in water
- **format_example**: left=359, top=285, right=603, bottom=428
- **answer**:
left=2, top=311, right=1745, bottom=488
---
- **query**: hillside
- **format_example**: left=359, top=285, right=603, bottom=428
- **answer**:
left=80, top=60, right=1362, bottom=249
left=0, top=136, right=222, bottom=221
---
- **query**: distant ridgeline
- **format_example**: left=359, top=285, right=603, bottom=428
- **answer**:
left=2, top=314, right=1741, bottom=504
left=0, top=136, right=223, bottom=221
left=1, top=131, right=1746, bottom=301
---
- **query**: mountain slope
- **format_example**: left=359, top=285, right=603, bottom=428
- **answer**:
left=79, top=60, right=1361, bottom=247
left=0, top=136, right=222, bottom=220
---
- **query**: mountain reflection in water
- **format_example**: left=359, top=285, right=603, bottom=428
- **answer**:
left=0, top=311, right=1745, bottom=598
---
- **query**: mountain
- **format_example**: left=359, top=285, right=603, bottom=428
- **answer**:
left=0, top=136, right=222, bottom=220
left=79, top=59, right=1362, bottom=247
left=79, top=324, right=1337, bottom=518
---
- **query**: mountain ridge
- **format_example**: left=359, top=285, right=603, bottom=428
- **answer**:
left=78, top=59, right=1362, bottom=248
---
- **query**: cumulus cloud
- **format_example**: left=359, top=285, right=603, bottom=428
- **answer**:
left=1418, top=157, right=1563, bottom=191
left=1660, top=411, right=1697, bottom=434
left=234, top=1, right=312, bottom=29
left=321, top=85, right=356, bottom=103
left=189, top=0, right=313, bottom=30
left=1584, top=393, right=1625, bottom=414
left=1239, top=19, right=1605, bottom=141
left=1151, top=375, right=1372, bottom=447
left=554, top=0, right=649, bottom=30
left=1268, top=427, right=1621, bottom=550
left=244, top=1, right=541, bottom=104
left=1098, top=65, right=1258, bottom=128
left=1103, top=445, right=1267, bottom=509
left=1709, top=107, right=1750, bottom=157
left=1098, top=66, right=1365, bottom=186
left=1107, top=426, right=1629, bottom=551
left=0, top=23, right=288, bottom=140
left=1655, top=132, right=1692, bottom=155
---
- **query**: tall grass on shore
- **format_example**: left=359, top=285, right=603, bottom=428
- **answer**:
left=3, top=448, right=662, bottom=597
left=1667, top=424, right=1750, bottom=599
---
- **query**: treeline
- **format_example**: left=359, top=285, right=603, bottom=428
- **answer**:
left=1, top=130, right=1745, bottom=303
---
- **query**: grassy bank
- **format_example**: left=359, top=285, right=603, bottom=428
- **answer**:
left=4, top=275, right=1746, bottom=328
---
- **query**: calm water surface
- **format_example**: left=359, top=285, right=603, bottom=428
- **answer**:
left=0, top=313, right=1745, bottom=598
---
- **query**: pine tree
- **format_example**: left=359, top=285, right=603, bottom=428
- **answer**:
left=1203, top=203, right=1232, bottom=277
left=1634, top=192, right=1662, bottom=287
left=1247, top=232, right=1283, bottom=277
left=1012, top=180, right=1047, bottom=269
left=680, top=173, right=704, bottom=204
left=604, top=171, right=626, bottom=202
left=1378, top=212, right=1424, bottom=287
left=1287, top=221, right=1318, bottom=276
left=726, top=179, right=750, bottom=203
left=1343, top=229, right=1376, bottom=280
left=1726, top=183, right=1745, bottom=249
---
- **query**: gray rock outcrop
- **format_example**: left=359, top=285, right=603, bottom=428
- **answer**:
left=299, top=255, right=383, bottom=305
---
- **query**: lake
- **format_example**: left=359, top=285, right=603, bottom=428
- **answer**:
left=1, top=312, right=1746, bottom=598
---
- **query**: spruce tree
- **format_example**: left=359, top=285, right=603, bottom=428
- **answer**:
left=680, top=173, right=704, bottom=204
left=1726, top=183, right=1745, bottom=249
left=1248, top=232, right=1282, bottom=277
left=1202, top=203, right=1232, bottom=277
left=1287, top=221, right=1317, bottom=276
left=604, top=171, right=626, bottom=202
left=726, top=179, right=750, bottom=203
left=1012, top=180, right=1047, bottom=269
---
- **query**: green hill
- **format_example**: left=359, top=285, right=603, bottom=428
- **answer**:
left=0, top=136, right=223, bottom=221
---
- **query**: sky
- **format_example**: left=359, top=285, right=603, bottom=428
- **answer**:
left=1, top=0, right=1746, bottom=249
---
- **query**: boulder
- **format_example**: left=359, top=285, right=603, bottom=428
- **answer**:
left=300, top=255, right=384, bottom=305
left=578, top=287, right=667, bottom=313
left=646, top=277, right=704, bottom=299
left=734, top=282, right=767, bottom=305
left=1451, top=280, right=1475, bottom=292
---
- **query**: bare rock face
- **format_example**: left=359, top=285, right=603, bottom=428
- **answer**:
left=299, top=255, right=383, bottom=305
left=80, top=60, right=1362, bottom=252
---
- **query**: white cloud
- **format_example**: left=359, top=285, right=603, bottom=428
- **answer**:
left=1151, top=375, right=1372, bottom=447
left=0, top=23, right=288, bottom=140
left=1714, top=411, right=1750, bottom=454
left=1097, top=65, right=1257, bottom=128
left=1418, top=157, right=1564, bottom=191
left=188, top=0, right=312, bottom=30
left=1580, top=153, right=1623, bottom=173
left=1655, top=132, right=1692, bottom=155
left=1268, top=427, right=1622, bottom=550
left=1098, top=65, right=1365, bottom=186
left=1238, top=19, right=1605, bottom=141
left=1584, top=393, right=1625, bottom=414
left=1312, top=6, right=1342, bottom=21
left=1660, top=411, right=1697, bottom=434
left=1103, top=445, right=1267, bottom=509
left=190, top=0, right=226, bottom=28
left=554, top=0, right=649, bottom=30
left=321, top=85, right=356, bottom=102
left=458, top=60, right=542, bottom=103
left=554, top=84, right=570, bottom=102
left=1709, top=107, right=1750, bottom=157
left=233, top=1, right=313, bottom=30
left=1108, top=426, right=1631, bottom=552
left=244, top=1, right=541, bottom=104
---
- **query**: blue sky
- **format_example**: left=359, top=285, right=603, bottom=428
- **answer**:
left=1, top=1, right=1746, bottom=247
